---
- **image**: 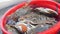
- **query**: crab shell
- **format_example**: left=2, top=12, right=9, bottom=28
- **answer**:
left=15, top=23, right=27, bottom=33
left=35, top=7, right=58, bottom=15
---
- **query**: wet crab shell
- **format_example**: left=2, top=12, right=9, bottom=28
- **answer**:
left=15, top=23, right=27, bottom=33
left=34, top=7, right=58, bottom=16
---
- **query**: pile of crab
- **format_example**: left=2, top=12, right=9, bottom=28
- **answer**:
left=5, top=6, right=58, bottom=34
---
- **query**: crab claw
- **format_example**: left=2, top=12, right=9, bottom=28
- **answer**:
left=34, top=7, right=58, bottom=17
